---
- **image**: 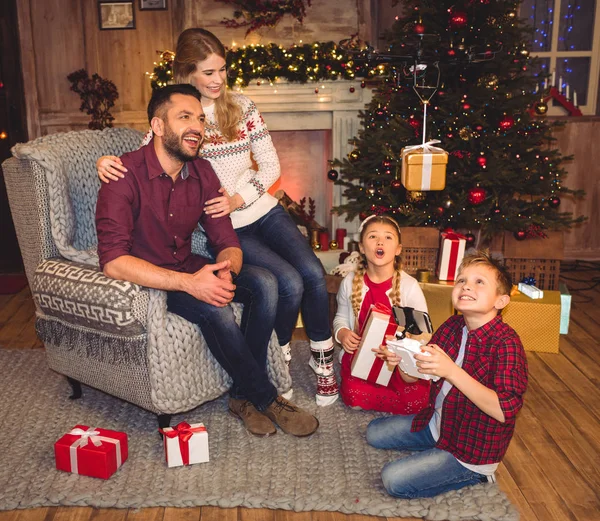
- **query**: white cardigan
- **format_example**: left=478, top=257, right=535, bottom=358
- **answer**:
left=333, top=270, right=428, bottom=342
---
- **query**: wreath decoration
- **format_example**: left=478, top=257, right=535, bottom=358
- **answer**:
left=216, top=0, right=312, bottom=35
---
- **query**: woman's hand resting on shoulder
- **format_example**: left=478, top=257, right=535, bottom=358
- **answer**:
left=338, top=328, right=361, bottom=354
left=97, top=156, right=127, bottom=183
left=204, top=188, right=244, bottom=218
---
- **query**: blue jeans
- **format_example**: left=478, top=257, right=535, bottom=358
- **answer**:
left=166, top=264, right=278, bottom=411
left=237, top=204, right=331, bottom=345
left=366, top=415, right=487, bottom=498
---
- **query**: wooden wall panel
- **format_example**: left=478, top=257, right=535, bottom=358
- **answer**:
left=30, top=0, right=85, bottom=113
left=552, top=118, right=600, bottom=259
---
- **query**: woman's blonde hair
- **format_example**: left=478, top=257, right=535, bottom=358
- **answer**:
left=351, top=216, right=403, bottom=317
left=173, top=28, right=241, bottom=142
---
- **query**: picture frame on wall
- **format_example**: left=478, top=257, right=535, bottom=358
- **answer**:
left=139, top=0, right=167, bottom=10
left=98, top=1, right=136, bottom=30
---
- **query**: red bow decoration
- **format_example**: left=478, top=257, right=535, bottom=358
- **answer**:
left=159, top=422, right=206, bottom=465
left=442, top=231, right=466, bottom=241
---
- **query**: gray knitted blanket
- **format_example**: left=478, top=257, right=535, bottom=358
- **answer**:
left=0, top=346, right=518, bottom=520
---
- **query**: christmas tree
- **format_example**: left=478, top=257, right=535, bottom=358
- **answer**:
left=333, top=0, right=584, bottom=242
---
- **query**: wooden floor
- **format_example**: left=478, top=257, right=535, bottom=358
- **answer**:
left=1, top=264, right=599, bottom=521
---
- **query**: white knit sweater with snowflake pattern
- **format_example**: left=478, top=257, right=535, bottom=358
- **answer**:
left=200, top=93, right=280, bottom=229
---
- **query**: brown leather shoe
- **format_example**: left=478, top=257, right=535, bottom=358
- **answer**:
left=263, top=396, right=319, bottom=437
left=228, top=398, right=277, bottom=437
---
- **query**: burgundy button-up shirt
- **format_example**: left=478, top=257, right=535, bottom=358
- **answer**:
left=96, top=140, right=240, bottom=273
left=411, top=314, right=528, bottom=465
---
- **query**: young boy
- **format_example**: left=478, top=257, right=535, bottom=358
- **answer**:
left=367, top=251, right=528, bottom=498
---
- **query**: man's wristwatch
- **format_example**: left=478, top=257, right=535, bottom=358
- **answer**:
left=229, top=270, right=239, bottom=282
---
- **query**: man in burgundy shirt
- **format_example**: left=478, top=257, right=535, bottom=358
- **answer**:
left=96, top=84, right=318, bottom=438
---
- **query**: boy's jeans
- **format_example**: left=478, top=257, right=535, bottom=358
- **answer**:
left=366, top=415, right=488, bottom=498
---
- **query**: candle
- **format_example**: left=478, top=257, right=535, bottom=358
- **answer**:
left=544, top=78, right=548, bottom=90
left=551, top=71, right=556, bottom=87
left=535, top=83, right=539, bottom=93
left=559, top=76, right=563, bottom=93
left=335, top=228, right=347, bottom=249
left=319, top=231, right=329, bottom=251
left=573, top=90, right=578, bottom=106
left=566, top=84, right=570, bottom=99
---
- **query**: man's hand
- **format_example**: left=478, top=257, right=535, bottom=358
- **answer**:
left=338, top=328, right=361, bottom=354
left=181, top=260, right=236, bottom=306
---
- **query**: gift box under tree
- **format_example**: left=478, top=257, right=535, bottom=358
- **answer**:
left=399, top=227, right=440, bottom=275
left=437, top=231, right=466, bottom=282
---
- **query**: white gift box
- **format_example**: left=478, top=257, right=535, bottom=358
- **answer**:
left=559, top=283, right=571, bottom=334
left=351, top=307, right=395, bottom=386
left=161, top=422, right=209, bottom=468
left=518, top=282, right=544, bottom=299
left=386, top=338, right=439, bottom=382
left=437, top=232, right=466, bottom=281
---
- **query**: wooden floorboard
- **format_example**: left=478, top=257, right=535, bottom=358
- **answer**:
left=2, top=264, right=600, bottom=521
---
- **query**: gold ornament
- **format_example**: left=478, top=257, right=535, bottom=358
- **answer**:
left=406, top=190, right=426, bottom=203
left=478, top=73, right=498, bottom=89
left=534, top=101, right=549, bottom=115
left=349, top=148, right=361, bottom=162
left=329, top=239, right=339, bottom=250
left=459, top=127, right=471, bottom=141
left=312, top=241, right=322, bottom=251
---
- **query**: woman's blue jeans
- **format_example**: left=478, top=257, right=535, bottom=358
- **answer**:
left=166, top=264, right=278, bottom=411
left=366, top=415, right=488, bottom=498
left=237, top=204, right=331, bottom=345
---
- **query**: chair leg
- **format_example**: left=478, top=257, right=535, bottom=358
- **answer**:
left=66, top=377, right=82, bottom=400
left=157, top=414, right=172, bottom=430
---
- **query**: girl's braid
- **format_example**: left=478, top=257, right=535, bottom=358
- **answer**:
left=351, top=258, right=367, bottom=318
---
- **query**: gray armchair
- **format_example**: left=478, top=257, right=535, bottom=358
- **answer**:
left=3, top=127, right=291, bottom=425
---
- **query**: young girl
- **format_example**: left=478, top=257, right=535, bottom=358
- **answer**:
left=333, top=215, right=430, bottom=414
left=96, top=28, right=338, bottom=406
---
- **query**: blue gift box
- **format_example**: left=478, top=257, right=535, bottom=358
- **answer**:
left=560, top=283, right=571, bottom=335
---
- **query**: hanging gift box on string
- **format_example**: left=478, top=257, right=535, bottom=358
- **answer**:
left=400, top=61, right=448, bottom=191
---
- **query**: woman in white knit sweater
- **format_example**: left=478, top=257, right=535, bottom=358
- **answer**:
left=97, top=28, right=339, bottom=406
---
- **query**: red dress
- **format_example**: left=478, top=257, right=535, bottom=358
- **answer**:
left=339, top=274, right=430, bottom=414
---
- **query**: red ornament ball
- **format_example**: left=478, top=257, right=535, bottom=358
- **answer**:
left=414, top=23, right=426, bottom=34
left=468, top=187, right=487, bottom=205
left=465, top=233, right=476, bottom=246
left=514, top=230, right=527, bottom=241
left=448, top=49, right=456, bottom=56
left=499, top=115, right=515, bottom=131
left=462, top=103, right=471, bottom=110
left=409, top=117, right=420, bottom=129
left=548, top=196, right=561, bottom=208
left=349, top=87, right=355, bottom=93
left=360, top=81, right=366, bottom=88
left=449, top=11, right=468, bottom=28
left=327, top=169, right=339, bottom=181
left=477, top=156, right=487, bottom=167
left=475, top=125, right=483, bottom=131
left=314, top=88, right=319, bottom=94
left=390, top=179, right=403, bottom=195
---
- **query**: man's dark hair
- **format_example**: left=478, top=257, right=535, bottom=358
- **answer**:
left=147, top=84, right=202, bottom=123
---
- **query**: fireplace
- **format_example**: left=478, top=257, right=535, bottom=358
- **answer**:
left=234, top=80, right=373, bottom=235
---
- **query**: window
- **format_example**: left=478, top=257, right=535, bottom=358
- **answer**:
left=522, top=0, right=600, bottom=115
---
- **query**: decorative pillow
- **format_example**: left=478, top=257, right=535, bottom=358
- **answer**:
left=33, top=259, right=148, bottom=336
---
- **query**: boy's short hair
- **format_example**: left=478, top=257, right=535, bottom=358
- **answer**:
left=459, top=250, right=513, bottom=296
left=147, top=84, right=202, bottom=123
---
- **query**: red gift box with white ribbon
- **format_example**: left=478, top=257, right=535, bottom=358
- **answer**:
left=350, top=303, right=398, bottom=386
left=54, top=425, right=128, bottom=479
left=436, top=231, right=467, bottom=281
left=159, top=422, right=209, bottom=467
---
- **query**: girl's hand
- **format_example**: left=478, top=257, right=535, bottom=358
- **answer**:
left=338, top=328, right=361, bottom=354
left=97, top=156, right=127, bottom=183
left=415, top=344, right=457, bottom=381
left=372, top=343, right=400, bottom=367
left=204, top=188, right=243, bottom=218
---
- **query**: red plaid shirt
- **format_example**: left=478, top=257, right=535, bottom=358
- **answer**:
left=411, top=314, right=528, bottom=465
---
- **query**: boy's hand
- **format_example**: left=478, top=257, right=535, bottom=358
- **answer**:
left=415, top=343, right=458, bottom=380
left=338, top=328, right=361, bottom=354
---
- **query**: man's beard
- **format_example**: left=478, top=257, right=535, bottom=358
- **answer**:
left=162, top=124, right=203, bottom=163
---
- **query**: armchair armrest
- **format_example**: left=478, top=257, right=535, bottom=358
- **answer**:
left=33, top=258, right=148, bottom=336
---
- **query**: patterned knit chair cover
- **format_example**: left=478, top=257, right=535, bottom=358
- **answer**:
left=3, top=127, right=291, bottom=415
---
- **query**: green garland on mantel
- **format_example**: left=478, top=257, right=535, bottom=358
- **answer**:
left=147, top=42, right=386, bottom=90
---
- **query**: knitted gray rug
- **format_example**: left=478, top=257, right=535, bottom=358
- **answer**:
left=0, top=345, right=518, bottom=520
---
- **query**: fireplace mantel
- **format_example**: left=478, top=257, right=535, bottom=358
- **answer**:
left=234, top=80, right=373, bottom=234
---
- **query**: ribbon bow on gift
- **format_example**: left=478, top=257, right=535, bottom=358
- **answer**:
left=402, top=139, right=445, bottom=155
left=68, top=426, right=123, bottom=474
left=442, top=231, right=466, bottom=241
left=159, top=422, right=207, bottom=466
